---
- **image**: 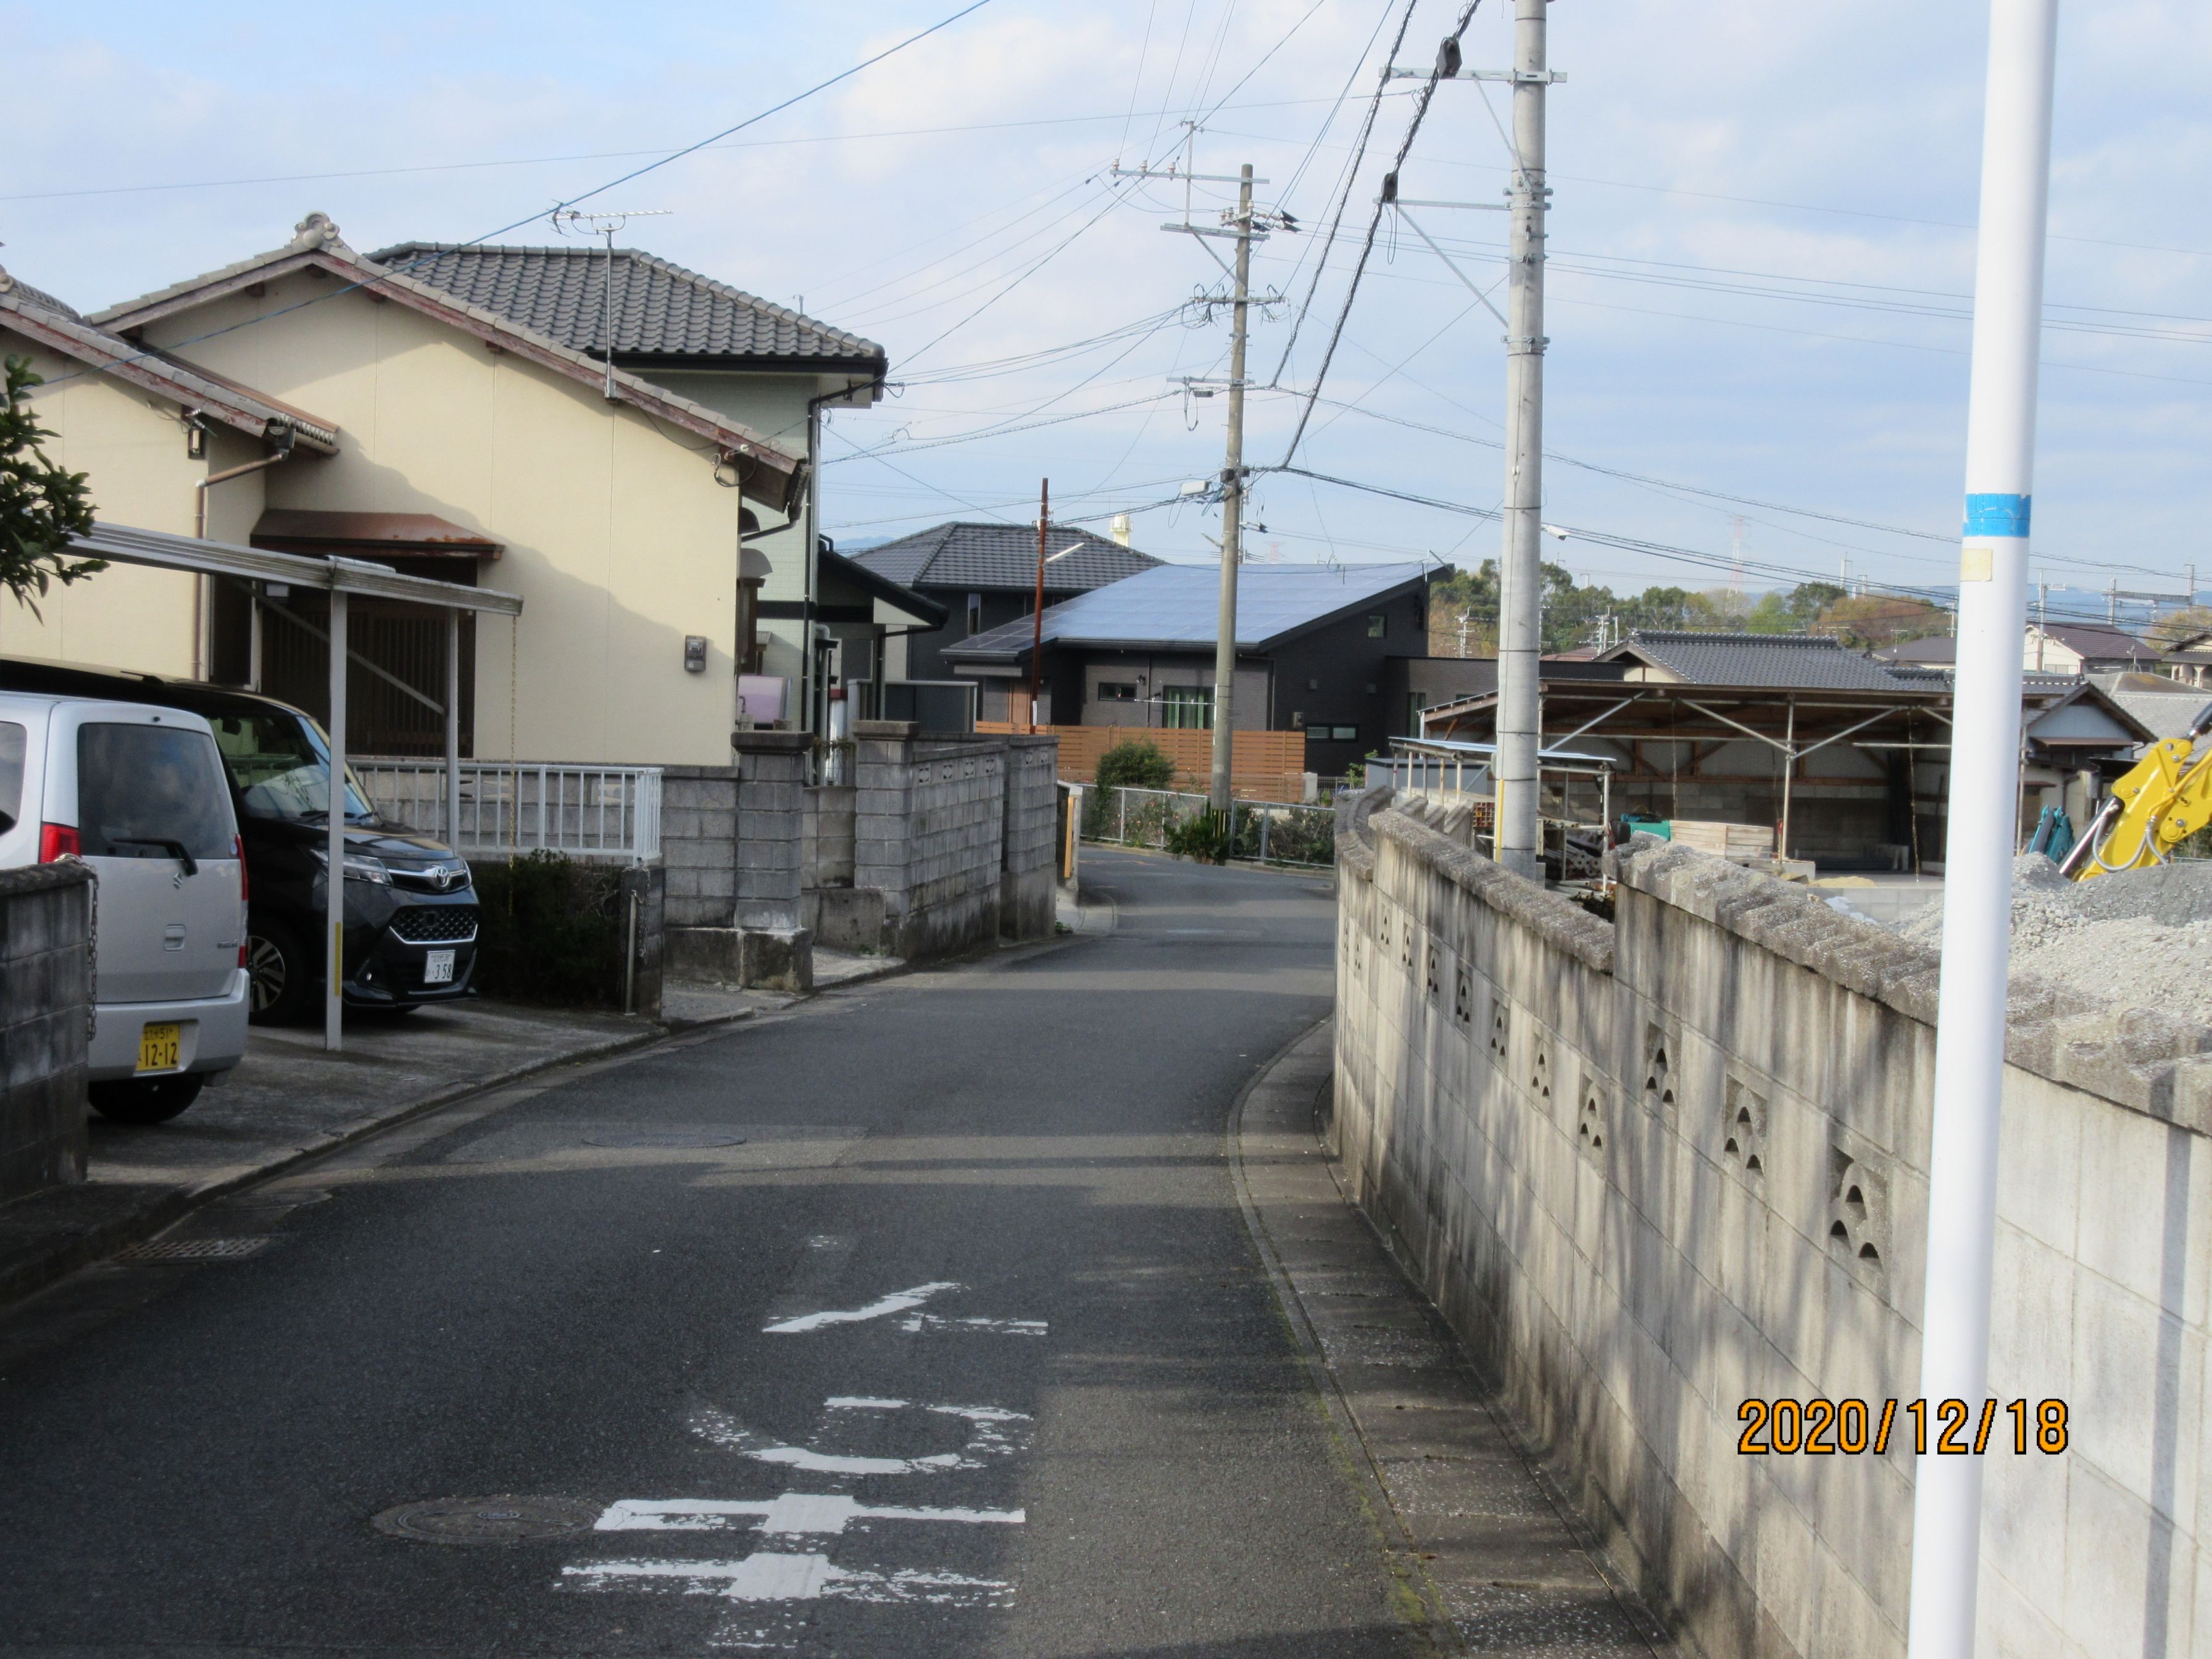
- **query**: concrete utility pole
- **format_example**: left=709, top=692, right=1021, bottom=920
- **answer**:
left=1209, top=164, right=1256, bottom=815
left=1492, top=0, right=1552, bottom=881
left=1908, top=4, right=2058, bottom=1655
left=1137, top=154, right=1271, bottom=812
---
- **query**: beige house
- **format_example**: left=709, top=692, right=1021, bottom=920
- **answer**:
left=0, top=213, right=905, bottom=765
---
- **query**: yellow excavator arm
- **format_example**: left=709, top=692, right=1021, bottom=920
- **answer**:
left=2061, top=702, right=2212, bottom=880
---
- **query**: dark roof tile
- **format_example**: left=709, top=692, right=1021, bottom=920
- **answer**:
left=1605, top=630, right=1907, bottom=689
left=847, top=521, right=1160, bottom=594
left=365, top=243, right=886, bottom=367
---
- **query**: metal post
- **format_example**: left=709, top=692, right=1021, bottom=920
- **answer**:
left=1029, top=480, right=1049, bottom=731
left=247, top=589, right=264, bottom=691
left=1779, top=699, right=1796, bottom=860
left=1210, top=163, right=1255, bottom=817
left=324, top=588, right=348, bottom=1052
left=445, top=610, right=462, bottom=848
left=1908, top=2, right=2058, bottom=1653
left=1494, top=0, right=1550, bottom=881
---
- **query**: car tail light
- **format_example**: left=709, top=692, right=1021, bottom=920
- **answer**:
left=38, top=823, right=80, bottom=862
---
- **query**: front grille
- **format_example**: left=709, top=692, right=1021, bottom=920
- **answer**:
left=389, top=905, right=478, bottom=944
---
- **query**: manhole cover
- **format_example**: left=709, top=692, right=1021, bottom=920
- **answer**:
left=581, top=1131, right=747, bottom=1149
left=372, top=1494, right=601, bottom=1544
left=115, top=1237, right=272, bottom=1263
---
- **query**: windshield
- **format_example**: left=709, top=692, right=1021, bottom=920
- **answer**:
left=207, top=710, right=378, bottom=824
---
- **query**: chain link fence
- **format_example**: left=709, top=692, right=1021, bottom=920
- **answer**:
left=1080, top=786, right=1336, bottom=867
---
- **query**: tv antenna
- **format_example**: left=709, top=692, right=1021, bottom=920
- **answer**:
left=552, top=208, right=673, bottom=400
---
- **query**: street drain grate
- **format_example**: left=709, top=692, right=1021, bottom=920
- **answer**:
left=373, top=1494, right=602, bottom=1545
left=115, top=1237, right=272, bottom=1263
left=581, top=1131, right=747, bottom=1149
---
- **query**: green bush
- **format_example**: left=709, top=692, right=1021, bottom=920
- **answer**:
left=1165, top=807, right=1232, bottom=864
left=1095, top=738, right=1178, bottom=791
left=471, top=850, right=625, bottom=1005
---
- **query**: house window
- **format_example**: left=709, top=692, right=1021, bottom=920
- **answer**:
left=1096, top=682, right=1138, bottom=702
left=1367, top=613, right=1387, bottom=639
left=1161, top=686, right=1214, bottom=730
left=1331, top=725, right=1360, bottom=741
left=967, top=593, right=983, bottom=635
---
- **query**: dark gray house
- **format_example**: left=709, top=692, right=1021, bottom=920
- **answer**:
left=941, top=560, right=1439, bottom=771
left=846, top=521, right=1160, bottom=684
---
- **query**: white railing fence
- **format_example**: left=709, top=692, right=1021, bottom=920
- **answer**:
left=357, top=759, right=662, bottom=863
left=1078, top=786, right=1336, bottom=867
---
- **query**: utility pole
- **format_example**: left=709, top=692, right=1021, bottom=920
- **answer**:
left=2108, top=577, right=2119, bottom=623
left=1138, top=156, right=1277, bottom=815
left=1029, top=479, right=1049, bottom=731
left=1209, top=163, right=1255, bottom=815
left=1908, top=4, right=2058, bottom=1657
left=1492, top=0, right=1552, bottom=881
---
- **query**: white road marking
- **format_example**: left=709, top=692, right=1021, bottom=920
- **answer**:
left=691, top=1399, right=1030, bottom=1474
left=594, top=1494, right=1024, bottom=1536
left=762, top=1281, right=960, bottom=1333
left=897, top=1314, right=1049, bottom=1336
left=565, top=1552, right=1012, bottom=1607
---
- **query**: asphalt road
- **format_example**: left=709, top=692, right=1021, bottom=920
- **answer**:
left=0, top=850, right=1431, bottom=1659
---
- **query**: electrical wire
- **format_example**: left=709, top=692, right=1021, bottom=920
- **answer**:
left=1276, top=1, right=1486, bottom=468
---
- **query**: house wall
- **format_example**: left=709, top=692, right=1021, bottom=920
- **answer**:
left=124, top=273, right=773, bottom=766
left=0, top=334, right=269, bottom=675
left=1335, top=798, right=2212, bottom=1659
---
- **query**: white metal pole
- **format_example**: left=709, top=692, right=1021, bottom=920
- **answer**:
left=445, top=610, right=462, bottom=847
left=1210, top=163, right=1255, bottom=816
left=325, top=587, right=349, bottom=1052
left=1493, top=0, right=1550, bottom=881
left=1908, top=3, right=2057, bottom=1653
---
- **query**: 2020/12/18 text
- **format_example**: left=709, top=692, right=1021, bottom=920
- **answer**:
left=1736, top=1398, right=2068, bottom=1456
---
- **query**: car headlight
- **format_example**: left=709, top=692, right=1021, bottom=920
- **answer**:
left=312, top=849, right=393, bottom=884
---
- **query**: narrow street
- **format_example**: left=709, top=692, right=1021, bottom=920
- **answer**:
left=0, top=851, right=1430, bottom=1658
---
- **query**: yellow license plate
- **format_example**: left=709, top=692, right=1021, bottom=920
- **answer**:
left=136, top=1023, right=183, bottom=1073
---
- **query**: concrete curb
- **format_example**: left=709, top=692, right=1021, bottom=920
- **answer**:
left=1229, top=1017, right=1674, bottom=1657
left=0, top=1021, right=666, bottom=1312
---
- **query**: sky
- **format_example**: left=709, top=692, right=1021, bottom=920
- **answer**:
left=6, top=1, right=2209, bottom=634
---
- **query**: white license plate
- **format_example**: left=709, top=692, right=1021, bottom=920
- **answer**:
left=423, top=949, right=456, bottom=985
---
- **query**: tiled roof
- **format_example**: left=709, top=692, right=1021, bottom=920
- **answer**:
left=2032, top=621, right=2158, bottom=663
left=1603, top=630, right=1906, bottom=689
left=848, top=522, right=1160, bottom=594
left=946, top=560, right=1431, bottom=660
left=367, top=243, right=886, bottom=368
left=0, top=267, right=80, bottom=321
left=1874, top=634, right=1955, bottom=665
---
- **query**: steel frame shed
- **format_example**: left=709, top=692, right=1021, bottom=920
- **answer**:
left=69, top=521, right=523, bottom=1051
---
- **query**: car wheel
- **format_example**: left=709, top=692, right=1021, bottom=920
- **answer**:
left=89, top=1074, right=205, bottom=1125
left=246, top=919, right=311, bottom=1025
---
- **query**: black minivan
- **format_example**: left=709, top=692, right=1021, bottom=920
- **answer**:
left=0, top=659, right=480, bottom=1023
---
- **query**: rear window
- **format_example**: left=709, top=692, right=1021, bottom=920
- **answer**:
left=77, top=723, right=236, bottom=860
left=0, top=722, right=23, bottom=834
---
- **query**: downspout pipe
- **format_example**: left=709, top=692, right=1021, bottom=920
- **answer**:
left=192, top=431, right=296, bottom=680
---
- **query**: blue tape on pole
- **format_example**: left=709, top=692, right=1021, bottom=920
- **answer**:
left=1963, top=493, right=2031, bottom=537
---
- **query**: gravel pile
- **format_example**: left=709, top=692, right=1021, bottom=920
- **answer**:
left=1902, top=854, right=2212, bottom=1027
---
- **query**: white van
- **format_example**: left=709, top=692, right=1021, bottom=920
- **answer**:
left=0, top=692, right=249, bottom=1123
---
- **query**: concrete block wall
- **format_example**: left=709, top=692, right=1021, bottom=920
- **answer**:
left=999, top=736, right=1060, bottom=942
left=659, top=765, right=739, bottom=928
left=733, top=734, right=812, bottom=932
left=1333, top=794, right=2212, bottom=1659
left=1, top=863, right=92, bottom=1202
left=804, top=784, right=857, bottom=890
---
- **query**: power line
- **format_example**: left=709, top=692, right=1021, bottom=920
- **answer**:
left=1276, top=1, right=1487, bottom=468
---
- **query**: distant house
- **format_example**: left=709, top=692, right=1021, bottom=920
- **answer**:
left=2024, top=620, right=2160, bottom=676
left=1, top=214, right=920, bottom=763
left=846, top=521, right=1160, bottom=686
left=2161, top=628, right=2212, bottom=689
left=1874, top=634, right=1956, bottom=668
left=941, top=560, right=1439, bottom=769
left=1420, top=628, right=2152, bottom=868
